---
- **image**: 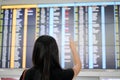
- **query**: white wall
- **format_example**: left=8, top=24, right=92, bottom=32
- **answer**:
left=0, top=69, right=120, bottom=80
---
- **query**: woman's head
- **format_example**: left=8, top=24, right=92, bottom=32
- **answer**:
left=32, top=35, right=61, bottom=70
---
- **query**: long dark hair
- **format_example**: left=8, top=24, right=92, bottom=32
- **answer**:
left=32, top=35, right=62, bottom=80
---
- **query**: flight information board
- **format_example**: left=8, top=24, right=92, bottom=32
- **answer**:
left=0, top=2, right=120, bottom=69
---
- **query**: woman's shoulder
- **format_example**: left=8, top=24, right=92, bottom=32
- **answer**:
left=23, top=67, right=37, bottom=77
left=51, top=68, right=74, bottom=80
left=59, top=68, right=74, bottom=76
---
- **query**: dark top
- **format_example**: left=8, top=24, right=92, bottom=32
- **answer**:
left=20, top=67, right=74, bottom=80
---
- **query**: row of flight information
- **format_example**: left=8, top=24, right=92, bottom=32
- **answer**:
left=0, top=2, right=120, bottom=69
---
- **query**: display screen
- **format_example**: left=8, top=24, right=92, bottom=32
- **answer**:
left=101, top=78, right=120, bottom=80
left=0, top=2, right=120, bottom=69
left=0, top=78, right=19, bottom=80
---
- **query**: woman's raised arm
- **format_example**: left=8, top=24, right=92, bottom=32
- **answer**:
left=69, top=38, right=82, bottom=77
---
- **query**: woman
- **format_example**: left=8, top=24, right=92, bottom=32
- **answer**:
left=20, top=35, right=81, bottom=80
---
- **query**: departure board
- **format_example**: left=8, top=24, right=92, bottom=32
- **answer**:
left=0, top=2, right=120, bottom=69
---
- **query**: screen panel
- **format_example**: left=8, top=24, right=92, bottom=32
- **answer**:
left=100, top=77, right=120, bottom=80
left=0, top=2, right=120, bottom=69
